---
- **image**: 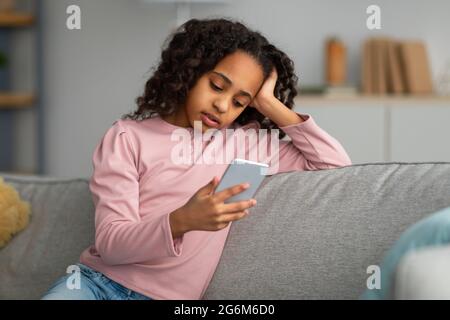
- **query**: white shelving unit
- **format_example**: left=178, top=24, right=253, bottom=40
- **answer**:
left=293, top=95, right=450, bottom=164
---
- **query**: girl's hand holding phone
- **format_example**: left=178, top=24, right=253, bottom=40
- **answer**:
left=169, top=176, right=257, bottom=237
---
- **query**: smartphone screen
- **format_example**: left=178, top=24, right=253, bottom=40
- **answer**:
left=215, top=158, right=269, bottom=203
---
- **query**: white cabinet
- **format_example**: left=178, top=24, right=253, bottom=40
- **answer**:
left=293, top=96, right=450, bottom=164
left=390, top=105, right=450, bottom=162
left=294, top=104, right=385, bottom=164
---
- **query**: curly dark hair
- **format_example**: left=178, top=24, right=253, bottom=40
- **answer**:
left=121, top=17, right=299, bottom=139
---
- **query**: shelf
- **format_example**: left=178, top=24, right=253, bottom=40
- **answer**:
left=0, top=12, right=34, bottom=27
left=0, top=92, right=35, bottom=108
left=0, top=5, right=41, bottom=175
left=295, top=94, right=450, bottom=105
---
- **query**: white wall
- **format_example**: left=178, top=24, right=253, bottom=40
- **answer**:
left=11, top=0, right=450, bottom=178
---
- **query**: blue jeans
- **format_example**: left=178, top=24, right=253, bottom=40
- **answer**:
left=360, top=205, right=450, bottom=300
left=41, top=263, right=153, bottom=300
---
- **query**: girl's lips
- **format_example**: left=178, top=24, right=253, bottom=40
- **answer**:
left=200, top=112, right=220, bottom=128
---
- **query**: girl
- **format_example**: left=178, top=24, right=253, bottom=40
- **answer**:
left=42, top=18, right=351, bottom=300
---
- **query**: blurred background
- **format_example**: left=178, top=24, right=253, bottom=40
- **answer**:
left=1, top=0, right=450, bottom=178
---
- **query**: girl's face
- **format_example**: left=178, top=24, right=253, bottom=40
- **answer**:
left=163, top=51, right=265, bottom=132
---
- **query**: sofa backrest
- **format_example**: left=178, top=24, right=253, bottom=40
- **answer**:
left=0, top=174, right=94, bottom=300
left=2, top=162, right=450, bottom=299
left=203, top=162, right=450, bottom=299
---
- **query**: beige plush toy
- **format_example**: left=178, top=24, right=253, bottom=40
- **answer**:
left=0, top=176, right=31, bottom=249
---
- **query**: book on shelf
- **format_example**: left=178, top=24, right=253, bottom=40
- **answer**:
left=386, top=39, right=404, bottom=94
left=372, top=37, right=388, bottom=94
left=399, top=41, right=434, bottom=94
left=361, top=37, right=433, bottom=95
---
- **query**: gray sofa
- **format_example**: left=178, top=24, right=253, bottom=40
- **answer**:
left=1, top=162, right=450, bottom=300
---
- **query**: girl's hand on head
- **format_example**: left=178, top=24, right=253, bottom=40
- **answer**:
left=249, top=67, right=278, bottom=111
left=175, top=176, right=257, bottom=233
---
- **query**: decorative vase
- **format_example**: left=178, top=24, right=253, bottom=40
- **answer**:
left=325, top=37, right=347, bottom=86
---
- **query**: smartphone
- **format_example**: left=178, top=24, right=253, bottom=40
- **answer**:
left=215, top=158, right=269, bottom=204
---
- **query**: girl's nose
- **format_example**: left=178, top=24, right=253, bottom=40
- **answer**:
left=213, top=99, right=229, bottom=114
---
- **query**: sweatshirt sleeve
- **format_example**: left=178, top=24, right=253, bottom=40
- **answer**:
left=90, top=120, right=184, bottom=266
left=263, top=112, right=352, bottom=175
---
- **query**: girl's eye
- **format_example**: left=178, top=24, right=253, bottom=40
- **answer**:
left=210, top=81, right=244, bottom=107
left=234, top=100, right=244, bottom=107
left=210, top=82, right=222, bottom=91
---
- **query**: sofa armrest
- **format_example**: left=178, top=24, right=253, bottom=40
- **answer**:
left=394, top=245, right=450, bottom=299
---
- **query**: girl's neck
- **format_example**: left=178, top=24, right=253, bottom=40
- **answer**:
left=161, top=109, right=191, bottom=128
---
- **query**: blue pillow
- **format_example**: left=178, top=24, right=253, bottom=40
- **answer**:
left=360, top=205, right=450, bottom=299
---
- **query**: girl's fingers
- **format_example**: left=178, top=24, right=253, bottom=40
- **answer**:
left=221, top=199, right=256, bottom=213
left=218, top=211, right=249, bottom=223
left=213, top=183, right=250, bottom=203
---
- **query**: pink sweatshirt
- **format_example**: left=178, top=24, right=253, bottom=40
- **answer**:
left=79, top=112, right=351, bottom=300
